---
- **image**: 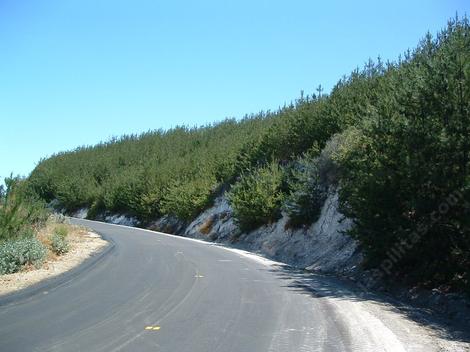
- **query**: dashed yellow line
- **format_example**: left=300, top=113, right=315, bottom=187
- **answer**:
left=145, top=326, right=161, bottom=331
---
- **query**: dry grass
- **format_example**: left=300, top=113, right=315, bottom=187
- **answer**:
left=36, top=222, right=88, bottom=261
left=199, top=216, right=214, bottom=235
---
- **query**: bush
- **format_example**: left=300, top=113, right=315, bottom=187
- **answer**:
left=228, top=162, right=285, bottom=231
left=50, top=233, right=70, bottom=255
left=283, top=155, right=327, bottom=227
left=160, top=176, right=217, bottom=221
left=54, top=225, right=68, bottom=238
left=0, top=177, right=49, bottom=242
left=87, top=199, right=105, bottom=220
left=48, top=213, right=68, bottom=224
left=0, top=237, right=47, bottom=274
left=50, top=226, right=70, bottom=255
left=317, top=131, right=354, bottom=186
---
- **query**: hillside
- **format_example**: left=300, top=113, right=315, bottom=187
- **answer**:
left=28, top=18, right=470, bottom=294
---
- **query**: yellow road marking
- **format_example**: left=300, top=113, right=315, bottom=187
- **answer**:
left=145, top=326, right=160, bottom=331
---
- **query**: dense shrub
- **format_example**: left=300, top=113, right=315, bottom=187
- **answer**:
left=0, top=237, right=47, bottom=274
left=0, top=177, right=49, bottom=241
left=50, top=231, right=70, bottom=255
left=228, top=162, right=285, bottom=231
left=160, top=175, right=218, bottom=221
left=336, top=18, right=470, bottom=289
left=316, top=130, right=358, bottom=186
left=54, top=225, right=68, bottom=238
left=283, top=155, right=327, bottom=227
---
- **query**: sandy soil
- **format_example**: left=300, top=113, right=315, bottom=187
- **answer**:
left=0, top=225, right=107, bottom=296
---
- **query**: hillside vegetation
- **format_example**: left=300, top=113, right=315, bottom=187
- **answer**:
left=27, top=18, right=470, bottom=292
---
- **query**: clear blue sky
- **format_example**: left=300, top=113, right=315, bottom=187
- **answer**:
left=0, top=0, right=468, bottom=184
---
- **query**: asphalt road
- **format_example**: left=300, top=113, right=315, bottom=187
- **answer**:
left=0, top=219, right=440, bottom=352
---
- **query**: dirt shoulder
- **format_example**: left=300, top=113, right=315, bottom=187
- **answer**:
left=0, top=224, right=107, bottom=297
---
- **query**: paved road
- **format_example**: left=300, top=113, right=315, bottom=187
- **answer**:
left=0, top=219, right=439, bottom=352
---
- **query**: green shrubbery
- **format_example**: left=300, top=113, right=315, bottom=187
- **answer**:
left=0, top=176, right=74, bottom=275
left=283, top=154, right=327, bottom=227
left=0, top=177, right=49, bottom=242
left=160, top=175, right=217, bottom=221
left=331, top=18, right=470, bottom=290
left=0, top=177, right=50, bottom=274
left=28, top=117, right=278, bottom=221
left=228, top=162, right=286, bottom=231
left=0, top=237, right=47, bottom=275
left=50, top=226, right=70, bottom=255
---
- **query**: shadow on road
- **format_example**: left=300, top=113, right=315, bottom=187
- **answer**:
left=264, top=264, right=470, bottom=345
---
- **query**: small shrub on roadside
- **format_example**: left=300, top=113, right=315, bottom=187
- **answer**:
left=228, top=161, right=285, bottom=232
left=316, top=131, right=352, bottom=186
left=50, top=233, right=70, bottom=255
left=0, top=237, right=47, bottom=274
left=54, top=225, right=68, bottom=238
left=48, top=213, right=68, bottom=224
left=282, top=131, right=355, bottom=227
left=160, top=176, right=217, bottom=221
left=283, top=156, right=327, bottom=227
left=50, top=225, right=70, bottom=255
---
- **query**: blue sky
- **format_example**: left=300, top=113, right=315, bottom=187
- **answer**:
left=0, top=0, right=468, bottom=184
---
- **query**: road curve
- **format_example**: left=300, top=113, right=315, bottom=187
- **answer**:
left=0, top=219, right=440, bottom=352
